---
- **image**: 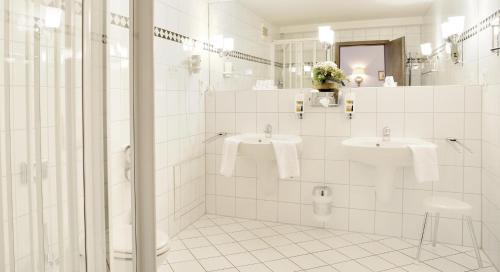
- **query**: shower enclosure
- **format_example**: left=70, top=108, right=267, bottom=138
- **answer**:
left=1, top=0, right=86, bottom=271
left=2, top=0, right=167, bottom=270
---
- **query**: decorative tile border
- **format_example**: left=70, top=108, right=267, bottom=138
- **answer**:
left=459, top=9, right=500, bottom=42
left=110, top=13, right=130, bottom=28
left=111, top=13, right=273, bottom=66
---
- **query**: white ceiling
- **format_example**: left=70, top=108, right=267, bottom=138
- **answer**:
left=236, top=0, right=434, bottom=26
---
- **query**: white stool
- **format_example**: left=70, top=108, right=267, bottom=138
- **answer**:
left=416, top=196, right=483, bottom=268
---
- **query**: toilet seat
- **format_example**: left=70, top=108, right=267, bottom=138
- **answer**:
left=113, top=224, right=169, bottom=260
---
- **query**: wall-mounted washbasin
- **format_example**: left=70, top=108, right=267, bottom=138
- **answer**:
left=342, top=137, right=437, bottom=202
left=228, top=133, right=302, bottom=160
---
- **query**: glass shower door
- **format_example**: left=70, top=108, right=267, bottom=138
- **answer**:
left=0, top=0, right=86, bottom=271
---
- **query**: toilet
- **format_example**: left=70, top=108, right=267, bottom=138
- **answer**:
left=112, top=224, right=170, bottom=271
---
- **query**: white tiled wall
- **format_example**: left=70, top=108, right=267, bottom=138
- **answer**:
left=154, top=0, right=208, bottom=237
left=482, top=84, right=500, bottom=269
left=205, top=85, right=482, bottom=247
left=421, top=0, right=500, bottom=268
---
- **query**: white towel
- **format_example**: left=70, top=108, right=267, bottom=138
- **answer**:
left=408, top=144, right=439, bottom=183
left=220, top=137, right=241, bottom=177
left=271, top=140, right=300, bottom=179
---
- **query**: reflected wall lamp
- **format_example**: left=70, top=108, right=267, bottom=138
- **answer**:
left=318, top=26, right=335, bottom=61
left=213, top=35, right=234, bottom=57
left=441, top=16, right=465, bottom=64
left=492, top=16, right=500, bottom=55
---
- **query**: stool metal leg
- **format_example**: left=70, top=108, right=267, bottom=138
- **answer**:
left=465, top=216, right=483, bottom=268
left=432, top=213, right=440, bottom=247
left=416, top=212, right=429, bottom=261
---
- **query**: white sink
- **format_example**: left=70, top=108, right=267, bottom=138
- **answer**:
left=227, top=133, right=302, bottom=160
left=342, top=137, right=436, bottom=201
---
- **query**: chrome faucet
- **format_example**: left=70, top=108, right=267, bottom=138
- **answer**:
left=264, top=124, right=273, bottom=138
left=382, top=126, right=391, bottom=141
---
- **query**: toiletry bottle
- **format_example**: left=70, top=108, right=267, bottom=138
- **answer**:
left=295, top=94, right=304, bottom=119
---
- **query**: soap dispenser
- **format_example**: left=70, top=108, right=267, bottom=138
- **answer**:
left=295, top=94, right=304, bottom=119
left=345, top=92, right=355, bottom=120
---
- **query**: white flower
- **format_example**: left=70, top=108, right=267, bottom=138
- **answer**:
left=313, top=61, right=337, bottom=69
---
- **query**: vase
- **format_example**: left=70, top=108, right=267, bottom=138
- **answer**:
left=313, top=80, right=341, bottom=92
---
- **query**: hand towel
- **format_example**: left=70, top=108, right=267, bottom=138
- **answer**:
left=271, top=140, right=300, bottom=179
left=220, top=137, right=241, bottom=177
left=408, top=144, right=439, bottom=183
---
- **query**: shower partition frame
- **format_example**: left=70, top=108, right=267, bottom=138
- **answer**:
left=81, top=0, right=158, bottom=271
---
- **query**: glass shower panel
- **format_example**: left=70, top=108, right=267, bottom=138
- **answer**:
left=0, top=0, right=86, bottom=271
left=106, top=0, right=135, bottom=271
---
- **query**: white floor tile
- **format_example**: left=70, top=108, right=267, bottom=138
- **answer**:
left=170, top=260, right=205, bottom=272
left=229, top=230, right=258, bottom=241
left=332, top=260, right=371, bottom=272
left=164, top=215, right=490, bottom=272
left=239, top=238, right=270, bottom=251
left=199, top=256, right=234, bottom=271
left=262, top=235, right=294, bottom=247
left=225, top=252, right=260, bottom=266
left=313, top=249, right=350, bottom=265
left=285, top=232, right=315, bottom=243
left=379, top=238, right=414, bottom=250
left=265, top=259, right=301, bottom=272
left=358, top=241, right=393, bottom=254
left=182, top=237, right=211, bottom=248
left=237, top=263, right=272, bottom=272
left=321, top=236, right=352, bottom=248
left=274, top=243, right=308, bottom=257
left=336, top=245, right=372, bottom=259
left=252, top=227, right=279, bottom=238
left=290, top=254, right=327, bottom=270
left=379, top=251, right=417, bottom=266
left=402, top=262, right=441, bottom=272
left=298, top=240, right=331, bottom=253
left=357, top=255, right=396, bottom=271
left=215, top=242, right=246, bottom=255
left=206, top=233, right=235, bottom=245
left=166, top=249, right=195, bottom=263
left=340, top=233, right=372, bottom=244
left=304, top=266, right=338, bottom=272
left=445, top=253, right=483, bottom=270
left=251, top=247, right=284, bottom=262
left=190, top=246, right=221, bottom=259
left=425, top=258, right=469, bottom=272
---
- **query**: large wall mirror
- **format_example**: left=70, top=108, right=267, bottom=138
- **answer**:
left=335, top=38, right=406, bottom=88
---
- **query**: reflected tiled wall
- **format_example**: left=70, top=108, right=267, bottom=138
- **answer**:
left=281, top=25, right=423, bottom=86
left=205, top=85, right=482, bottom=247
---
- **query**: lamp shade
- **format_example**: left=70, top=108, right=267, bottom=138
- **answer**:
left=352, top=66, right=366, bottom=76
left=223, top=38, right=234, bottom=52
left=44, top=6, right=63, bottom=28
left=318, top=26, right=334, bottom=45
left=420, top=43, right=433, bottom=56
left=448, top=16, right=465, bottom=35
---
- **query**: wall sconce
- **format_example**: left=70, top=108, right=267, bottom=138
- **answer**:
left=213, top=35, right=234, bottom=57
left=492, top=16, right=500, bottom=55
left=441, top=16, right=465, bottom=64
left=351, top=65, right=366, bottom=87
left=318, top=26, right=335, bottom=60
left=419, top=43, right=438, bottom=73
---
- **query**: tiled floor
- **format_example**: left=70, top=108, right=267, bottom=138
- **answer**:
left=159, top=215, right=497, bottom=272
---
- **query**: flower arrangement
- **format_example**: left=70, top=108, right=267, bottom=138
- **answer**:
left=312, top=61, right=348, bottom=91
